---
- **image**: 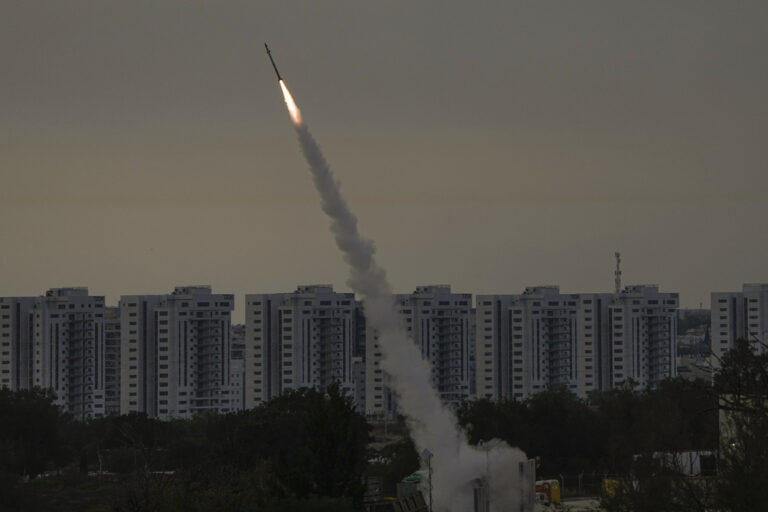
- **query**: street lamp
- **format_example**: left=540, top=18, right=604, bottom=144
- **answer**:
left=421, top=448, right=433, bottom=512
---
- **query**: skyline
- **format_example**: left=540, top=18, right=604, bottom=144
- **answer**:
left=0, top=280, right=748, bottom=326
left=2, top=1, right=767, bottom=323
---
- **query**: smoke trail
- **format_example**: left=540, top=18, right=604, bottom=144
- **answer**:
left=279, top=80, right=527, bottom=512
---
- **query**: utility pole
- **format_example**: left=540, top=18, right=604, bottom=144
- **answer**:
left=421, top=449, right=433, bottom=512
left=614, top=252, right=622, bottom=294
left=483, top=442, right=490, bottom=512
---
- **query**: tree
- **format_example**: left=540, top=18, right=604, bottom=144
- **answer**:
left=0, top=387, right=66, bottom=478
left=588, top=382, right=643, bottom=474
left=161, top=383, right=370, bottom=509
left=458, top=389, right=605, bottom=478
left=714, top=338, right=768, bottom=511
left=253, top=383, right=370, bottom=505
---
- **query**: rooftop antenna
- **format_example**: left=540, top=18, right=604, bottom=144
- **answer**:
left=614, top=252, right=622, bottom=294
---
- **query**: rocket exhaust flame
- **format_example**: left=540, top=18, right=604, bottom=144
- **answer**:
left=279, top=80, right=302, bottom=126
left=276, top=79, right=527, bottom=511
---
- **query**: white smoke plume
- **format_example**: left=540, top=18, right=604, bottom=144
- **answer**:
left=279, top=81, right=528, bottom=512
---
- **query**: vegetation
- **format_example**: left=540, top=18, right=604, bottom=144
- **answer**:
left=457, top=378, right=718, bottom=481
left=2, top=338, right=766, bottom=511
left=0, top=383, right=369, bottom=511
left=455, top=337, right=768, bottom=511
left=713, top=338, right=768, bottom=511
left=676, top=309, right=710, bottom=336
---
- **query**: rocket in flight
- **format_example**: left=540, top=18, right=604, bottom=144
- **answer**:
left=264, top=43, right=283, bottom=81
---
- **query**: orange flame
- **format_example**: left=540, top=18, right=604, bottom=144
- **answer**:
left=279, top=80, right=303, bottom=126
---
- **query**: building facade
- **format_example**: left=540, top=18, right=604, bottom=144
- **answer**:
left=476, top=285, right=677, bottom=401
left=119, top=294, right=165, bottom=417
left=0, top=296, right=35, bottom=392
left=120, top=286, right=235, bottom=420
left=711, top=283, right=768, bottom=365
left=104, top=306, right=121, bottom=416
left=608, top=285, right=678, bottom=389
left=244, top=285, right=364, bottom=412
left=365, top=285, right=475, bottom=418
left=230, top=324, right=246, bottom=412
left=0, top=288, right=107, bottom=420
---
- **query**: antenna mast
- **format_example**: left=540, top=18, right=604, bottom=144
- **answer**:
left=614, top=252, right=622, bottom=294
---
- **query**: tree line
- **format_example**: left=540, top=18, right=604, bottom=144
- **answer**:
left=456, top=338, right=768, bottom=511
left=457, top=378, right=718, bottom=481
left=0, top=384, right=370, bottom=512
left=2, top=338, right=766, bottom=511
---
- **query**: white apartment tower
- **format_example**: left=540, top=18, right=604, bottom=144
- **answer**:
left=244, top=285, right=363, bottom=412
left=476, top=285, right=677, bottom=401
left=366, top=285, right=474, bottom=418
left=120, top=286, right=235, bottom=420
left=0, top=296, right=35, bottom=391
left=0, top=288, right=107, bottom=420
left=119, top=295, right=165, bottom=417
left=104, top=306, right=121, bottom=416
left=609, top=285, right=678, bottom=388
left=711, top=283, right=768, bottom=364
left=475, top=287, right=613, bottom=400
left=229, top=324, right=246, bottom=412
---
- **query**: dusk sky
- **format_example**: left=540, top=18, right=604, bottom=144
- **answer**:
left=2, top=1, right=766, bottom=322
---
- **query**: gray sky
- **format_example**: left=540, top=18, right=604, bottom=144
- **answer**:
left=2, top=1, right=766, bottom=322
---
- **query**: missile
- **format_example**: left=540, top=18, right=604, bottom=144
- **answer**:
left=264, top=43, right=283, bottom=82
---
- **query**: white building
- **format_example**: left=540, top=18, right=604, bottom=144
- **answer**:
left=366, top=285, right=475, bottom=418
left=609, top=285, right=678, bottom=388
left=244, top=285, right=364, bottom=412
left=119, top=294, right=165, bottom=417
left=476, top=285, right=677, bottom=401
left=104, top=306, right=121, bottom=416
left=475, top=287, right=612, bottom=400
left=229, top=324, right=246, bottom=412
left=711, top=283, right=768, bottom=364
left=0, top=288, right=107, bottom=420
left=120, top=286, right=235, bottom=420
left=0, top=296, right=36, bottom=392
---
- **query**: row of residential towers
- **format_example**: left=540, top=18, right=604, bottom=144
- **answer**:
left=4, top=283, right=766, bottom=420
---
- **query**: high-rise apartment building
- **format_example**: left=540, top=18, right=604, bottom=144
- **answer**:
left=609, top=285, right=678, bottom=388
left=104, top=306, right=121, bottom=416
left=0, top=296, right=35, bottom=392
left=230, top=324, right=245, bottom=412
left=366, top=285, right=475, bottom=418
left=476, top=285, right=677, bottom=401
left=120, top=286, right=235, bottom=420
left=0, top=288, right=107, bottom=420
left=711, top=283, right=768, bottom=364
left=119, top=294, right=165, bottom=417
left=244, top=285, right=364, bottom=412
